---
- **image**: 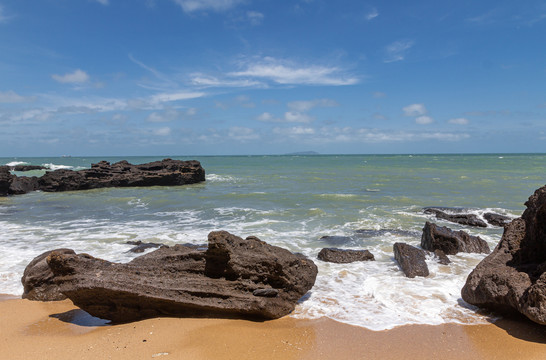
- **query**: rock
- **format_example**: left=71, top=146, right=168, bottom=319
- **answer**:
left=12, top=165, right=47, bottom=171
left=432, top=249, right=451, bottom=265
left=39, top=159, right=205, bottom=192
left=125, top=241, right=163, bottom=253
left=1, top=159, right=205, bottom=196
left=0, top=166, right=12, bottom=196
left=317, top=248, right=375, bottom=263
left=483, top=212, right=512, bottom=227
left=462, top=185, right=546, bottom=325
left=318, top=236, right=355, bottom=246
left=420, top=221, right=490, bottom=255
left=21, top=249, right=76, bottom=301
left=46, top=231, right=318, bottom=322
left=424, top=208, right=487, bottom=227
left=393, top=243, right=429, bottom=278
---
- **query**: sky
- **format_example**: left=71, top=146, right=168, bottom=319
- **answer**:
left=1, top=0, right=545, bottom=156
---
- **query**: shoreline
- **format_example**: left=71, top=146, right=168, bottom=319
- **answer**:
left=1, top=297, right=545, bottom=360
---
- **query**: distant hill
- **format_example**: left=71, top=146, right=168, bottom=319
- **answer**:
left=284, top=151, right=320, bottom=155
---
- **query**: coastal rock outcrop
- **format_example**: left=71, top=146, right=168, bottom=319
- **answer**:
left=0, top=159, right=205, bottom=196
left=462, top=185, right=546, bottom=325
left=21, top=249, right=76, bottom=301
left=421, top=222, right=490, bottom=255
left=393, top=243, right=429, bottom=278
left=317, top=248, right=375, bottom=263
left=424, top=208, right=487, bottom=228
left=45, top=231, right=318, bottom=322
left=483, top=212, right=512, bottom=227
left=12, top=165, right=47, bottom=171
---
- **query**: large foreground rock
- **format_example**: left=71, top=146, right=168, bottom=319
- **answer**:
left=317, top=248, right=375, bottom=263
left=45, top=231, right=318, bottom=322
left=462, top=186, right=546, bottom=325
left=421, top=222, right=490, bottom=255
left=21, top=249, right=76, bottom=301
left=1, top=159, right=205, bottom=196
left=393, top=243, right=429, bottom=278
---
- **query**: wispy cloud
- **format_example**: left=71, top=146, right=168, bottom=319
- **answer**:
left=384, top=40, right=414, bottom=63
left=94, top=0, right=109, bottom=5
left=149, top=91, right=205, bottom=104
left=365, top=7, right=379, bottom=20
left=229, top=57, right=358, bottom=86
left=246, top=11, right=264, bottom=25
left=415, top=116, right=434, bottom=125
left=129, top=54, right=179, bottom=90
left=228, top=126, right=260, bottom=141
left=287, top=98, right=338, bottom=112
left=0, top=90, right=35, bottom=103
left=403, top=103, right=427, bottom=117
left=448, top=117, right=469, bottom=125
left=256, top=111, right=314, bottom=123
left=0, top=5, right=11, bottom=23
left=51, top=69, right=90, bottom=84
left=190, top=73, right=262, bottom=88
left=172, top=0, right=246, bottom=13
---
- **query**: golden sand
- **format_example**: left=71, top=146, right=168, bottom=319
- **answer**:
left=1, top=298, right=545, bottom=360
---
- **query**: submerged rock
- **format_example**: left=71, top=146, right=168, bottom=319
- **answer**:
left=125, top=240, right=164, bottom=253
left=462, top=185, right=546, bottom=325
left=420, top=221, right=490, bottom=255
left=424, top=208, right=487, bottom=228
left=317, top=248, right=375, bottom=263
left=393, top=243, right=429, bottom=278
left=21, top=249, right=76, bottom=301
left=432, top=249, right=451, bottom=265
left=45, top=231, right=318, bottom=322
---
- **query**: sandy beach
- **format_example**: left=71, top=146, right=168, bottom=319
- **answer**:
left=1, top=297, right=545, bottom=360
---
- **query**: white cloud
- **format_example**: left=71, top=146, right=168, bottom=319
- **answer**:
left=273, top=126, right=315, bottom=136
left=146, top=109, right=181, bottom=122
left=287, top=98, right=338, bottom=112
left=403, top=103, right=427, bottom=117
left=256, top=112, right=274, bottom=122
left=150, top=91, right=205, bottom=104
left=153, top=127, right=172, bottom=136
left=173, top=0, right=246, bottom=13
left=415, top=115, right=434, bottom=125
left=229, top=57, right=358, bottom=86
left=51, top=69, right=90, bottom=84
left=0, top=90, right=35, bottom=103
left=365, top=8, right=379, bottom=20
left=284, top=111, right=314, bottom=123
left=190, top=73, right=262, bottom=88
left=384, top=40, right=414, bottom=63
left=247, top=11, right=264, bottom=25
left=227, top=126, right=260, bottom=141
left=448, top=117, right=469, bottom=125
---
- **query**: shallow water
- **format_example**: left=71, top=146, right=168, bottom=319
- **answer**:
left=1, top=154, right=544, bottom=330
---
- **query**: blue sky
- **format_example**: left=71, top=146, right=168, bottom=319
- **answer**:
left=1, top=0, right=545, bottom=156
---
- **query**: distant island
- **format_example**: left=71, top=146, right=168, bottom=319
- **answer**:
left=284, top=151, right=320, bottom=155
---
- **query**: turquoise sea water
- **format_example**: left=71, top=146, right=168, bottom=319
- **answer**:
left=1, top=154, right=544, bottom=330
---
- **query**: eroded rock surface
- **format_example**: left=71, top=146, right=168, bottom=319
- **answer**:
left=424, top=208, right=487, bottom=228
left=421, top=221, right=490, bottom=255
left=45, top=231, right=318, bottom=322
left=317, top=248, right=375, bottom=263
left=483, top=212, right=512, bottom=227
left=393, top=243, right=429, bottom=278
left=462, top=186, right=546, bottom=325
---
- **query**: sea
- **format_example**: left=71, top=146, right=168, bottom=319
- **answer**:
left=1, top=154, right=544, bottom=330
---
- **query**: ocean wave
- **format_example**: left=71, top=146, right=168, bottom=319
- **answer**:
left=41, top=163, right=74, bottom=170
left=206, top=174, right=239, bottom=182
left=5, top=161, right=28, bottom=167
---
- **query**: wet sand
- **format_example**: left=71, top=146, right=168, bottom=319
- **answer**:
left=1, top=298, right=545, bottom=360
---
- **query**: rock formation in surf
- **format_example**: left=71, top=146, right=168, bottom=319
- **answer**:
left=393, top=243, right=429, bottom=278
left=42, top=231, right=317, bottom=322
left=421, top=221, right=490, bottom=255
left=423, top=208, right=487, bottom=227
left=462, top=185, right=546, bottom=325
left=317, top=248, right=375, bottom=263
left=0, top=159, right=205, bottom=196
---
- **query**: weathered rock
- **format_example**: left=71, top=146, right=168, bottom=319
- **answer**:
left=39, top=159, right=205, bottom=192
left=0, top=166, right=12, bottom=196
left=46, top=231, right=318, bottom=322
left=421, top=221, right=490, bottom=255
left=424, top=208, right=487, bottom=227
left=317, top=248, right=375, bottom=263
left=432, top=249, right=451, bottom=265
left=12, top=165, right=47, bottom=171
left=393, top=243, right=429, bottom=278
left=21, top=249, right=76, bottom=301
left=483, top=212, right=512, bottom=227
left=462, top=186, right=546, bottom=325
left=125, top=240, right=163, bottom=253
left=9, top=176, right=40, bottom=195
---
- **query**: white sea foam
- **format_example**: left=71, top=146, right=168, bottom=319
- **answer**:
left=42, top=163, right=74, bottom=170
left=5, top=161, right=28, bottom=167
left=206, top=174, right=239, bottom=182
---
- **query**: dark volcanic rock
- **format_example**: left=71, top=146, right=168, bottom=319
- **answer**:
left=46, top=231, right=318, bottom=322
left=125, top=240, right=163, bottom=253
left=12, top=165, right=47, bottom=171
left=432, top=249, right=451, bottom=265
left=424, top=208, right=487, bottom=227
left=0, top=166, right=11, bottom=196
left=39, top=159, right=205, bottom=192
left=483, top=212, right=512, bottom=227
left=421, top=221, right=490, bottom=255
left=462, top=186, right=546, bottom=325
left=317, top=248, right=375, bottom=263
left=9, top=176, right=40, bottom=195
left=393, top=243, right=429, bottom=278
left=21, top=249, right=76, bottom=301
